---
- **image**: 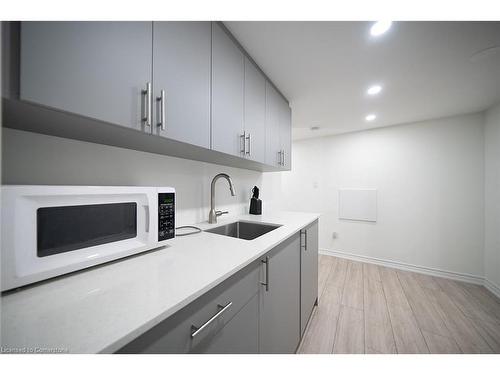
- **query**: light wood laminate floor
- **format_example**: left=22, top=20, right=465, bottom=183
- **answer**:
left=297, top=255, right=500, bottom=354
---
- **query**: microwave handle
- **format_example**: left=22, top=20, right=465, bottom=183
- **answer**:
left=143, top=205, right=150, bottom=233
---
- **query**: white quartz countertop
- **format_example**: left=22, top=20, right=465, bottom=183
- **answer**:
left=1, top=211, right=319, bottom=354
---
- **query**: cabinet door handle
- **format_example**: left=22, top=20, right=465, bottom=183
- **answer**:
left=261, top=256, right=270, bottom=291
left=240, top=131, right=246, bottom=154
left=282, top=149, right=285, bottom=167
left=190, top=301, right=233, bottom=338
left=157, top=89, right=166, bottom=131
left=277, top=150, right=282, bottom=166
left=301, top=230, right=307, bottom=251
left=142, top=82, right=152, bottom=131
left=245, top=133, right=251, bottom=156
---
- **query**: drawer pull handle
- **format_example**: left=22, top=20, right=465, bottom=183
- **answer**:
left=190, top=301, right=233, bottom=338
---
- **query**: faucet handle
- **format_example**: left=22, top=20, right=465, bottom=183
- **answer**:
left=215, top=210, right=229, bottom=217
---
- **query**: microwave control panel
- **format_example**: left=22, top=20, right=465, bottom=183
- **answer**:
left=158, top=192, right=175, bottom=241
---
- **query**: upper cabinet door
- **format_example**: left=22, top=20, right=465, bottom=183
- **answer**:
left=152, top=22, right=211, bottom=148
left=279, top=97, right=292, bottom=169
left=211, top=23, right=245, bottom=156
left=265, top=82, right=282, bottom=166
left=20, top=22, right=153, bottom=131
left=243, top=58, right=266, bottom=163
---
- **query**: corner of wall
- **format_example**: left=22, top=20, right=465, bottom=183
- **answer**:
left=484, top=279, right=500, bottom=299
left=483, top=102, right=500, bottom=297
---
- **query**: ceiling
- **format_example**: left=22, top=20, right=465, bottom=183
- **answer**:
left=225, top=22, right=500, bottom=140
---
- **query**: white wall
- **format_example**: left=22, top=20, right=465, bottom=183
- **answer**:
left=2, top=111, right=494, bottom=283
left=484, top=103, right=500, bottom=291
left=275, top=113, right=485, bottom=278
left=2, top=128, right=275, bottom=226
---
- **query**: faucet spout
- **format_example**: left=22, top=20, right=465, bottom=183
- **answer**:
left=229, top=182, right=236, bottom=197
left=209, top=173, right=236, bottom=224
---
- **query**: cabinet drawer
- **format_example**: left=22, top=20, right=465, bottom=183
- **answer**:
left=117, top=260, right=260, bottom=353
left=200, top=293, right=259, bottom=354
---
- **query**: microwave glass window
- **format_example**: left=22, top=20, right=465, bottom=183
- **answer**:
left=37, top=203, right=137, bottom=257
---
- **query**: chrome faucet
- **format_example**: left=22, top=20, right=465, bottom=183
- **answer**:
left=209, top=173, right=236, bottom=224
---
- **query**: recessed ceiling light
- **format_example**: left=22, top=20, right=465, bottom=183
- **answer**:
left=365, top=114, right=377, bottom=122
left=310, top=126, right=320, bottom=131
left=370, top=21, right=393, bottom=37
left=367, top=85, right=382, bottom=96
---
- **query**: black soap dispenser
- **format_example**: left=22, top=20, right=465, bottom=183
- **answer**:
left=249, top=186, right=262, bottom=215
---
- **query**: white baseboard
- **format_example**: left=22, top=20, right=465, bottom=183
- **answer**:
left=484, top=279, right=500, bottom=299
left=319, top=248, right=484, bottom=285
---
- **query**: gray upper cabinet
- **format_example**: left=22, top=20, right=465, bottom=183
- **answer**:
left=259, top=233, right=301, bottom=353
left=300, top=220, right=319, bottom=336
left=20, top=22, right=153, bottom=131
left=152, top=22, right=211, bottom=148
left=13, top=21, right=291, bottom=171
left=211, top=23, right=245, bottom=156
left=280, top=97, right=292, bottom=169
left=265, top=82, right=282, bottom=166
left=243, top=58, right=266, bottom=163
left=265, top=82, right=291, bottom=169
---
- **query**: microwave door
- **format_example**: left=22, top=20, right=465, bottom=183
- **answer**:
left=1, top=186, right=166, bottom=291
left=36, top=202, right=139, bottom=257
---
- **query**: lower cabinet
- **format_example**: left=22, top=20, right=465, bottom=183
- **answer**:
left=300, top=220, right=319, bottom=335
left=116, top=225, right=317, bottom=354
left=116, top=260, right=260, bottom=353
left=259, top=233, right=301, bottom=353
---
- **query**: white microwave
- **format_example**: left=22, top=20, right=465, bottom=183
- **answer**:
left=1, top=185, right=175, bottom=291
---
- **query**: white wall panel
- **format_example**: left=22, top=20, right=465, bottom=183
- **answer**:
left=338, top=189, right=377, bottom=222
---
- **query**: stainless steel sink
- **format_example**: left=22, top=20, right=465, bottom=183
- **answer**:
left=205, top=221, right=281, bottom=240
